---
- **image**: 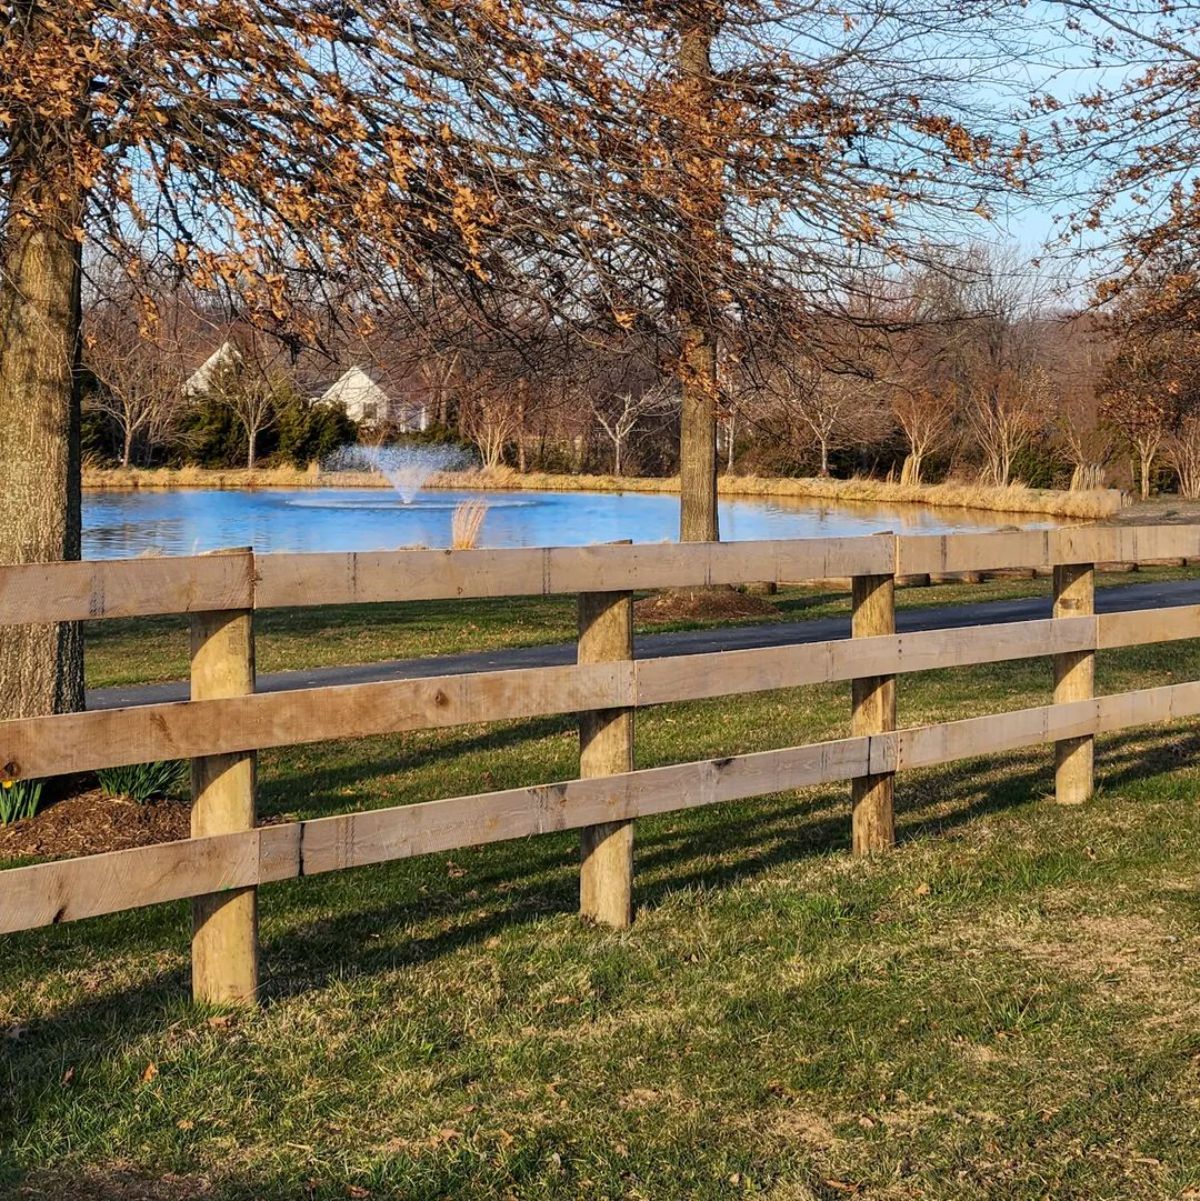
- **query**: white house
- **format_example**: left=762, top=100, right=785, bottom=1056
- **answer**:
left=182, top=341, right=243, bottom=400
left=317, top=366, right=430, bottom=431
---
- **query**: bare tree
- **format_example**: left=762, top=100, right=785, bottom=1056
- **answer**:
left=968, top=369, right=1050, bottom=487
left=462, top=384, right=523, bottom=471
left=1051, top=393, right=1115, bottom=492
left=1165, top=412, right=1200, bottom=500
left=891, top=386, right=958, bottom=485
left=591, top=382, right=675, bottom=476
left=84, top=294, right=188, bottom=466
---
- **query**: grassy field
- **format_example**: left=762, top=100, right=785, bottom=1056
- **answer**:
left=4, top=577, right=1200, bottom=1198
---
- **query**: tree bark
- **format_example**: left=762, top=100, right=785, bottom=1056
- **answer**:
left=0, top=116, right=86, bottom=719
left=675, top=9, right=722, bottom=544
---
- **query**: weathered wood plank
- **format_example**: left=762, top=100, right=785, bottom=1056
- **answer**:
left=632, top=616, right=1096, bottom=706
left=298, top=738, right=873, bottom=876
left=0, top=612, right=1114, bottom=781
left=0, top=661, right=634, bottom=780
left=896, top=526, right=1200, bottom=577
left=6, top=526, right=1199, bottom=626
left=8, top=675, right=1200, bottom=936
left=896, top=680, right=1200, bottom=770
left=253, top=537, right=895, bottom=609
left=0, top=552, right=253, bottom=626
left=0, top=738, right=872, bottom=935
left=1098, top=604, right=1200, bottom=648
left=0, top=828, right=274, bottom=935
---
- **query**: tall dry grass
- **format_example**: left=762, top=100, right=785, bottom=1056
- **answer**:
left=83, top=463, right=1125, bottom=519
left=450, top=499, right=488, bottom=549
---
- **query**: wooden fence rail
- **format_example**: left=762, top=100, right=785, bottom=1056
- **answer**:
left=1, top=526, right=1198, bottom=1006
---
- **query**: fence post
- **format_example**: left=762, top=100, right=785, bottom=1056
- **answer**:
left=578, top=582, right=635, bottom=928
left=1053, top=562, right=1095, bottom=805
left=851, top=568, right=896, bottom=854
left=189, top=552, right=258, bottom=1005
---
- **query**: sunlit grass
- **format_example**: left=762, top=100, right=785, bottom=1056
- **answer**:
left=6, top=594, right=1200, bottom=1197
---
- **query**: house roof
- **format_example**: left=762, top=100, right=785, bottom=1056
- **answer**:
left=183, top=340, right=243, bottom=397
left=318, top=366, right=391, bottom=411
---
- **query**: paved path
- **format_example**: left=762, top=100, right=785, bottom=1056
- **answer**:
left=87, top=578, right=1200, bottom=711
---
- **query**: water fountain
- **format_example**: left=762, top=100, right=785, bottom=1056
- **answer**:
left=322, top=443, right=473, bottom=503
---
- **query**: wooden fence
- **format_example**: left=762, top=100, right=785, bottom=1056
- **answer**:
left=2, top=524, right=1199, bottom=1006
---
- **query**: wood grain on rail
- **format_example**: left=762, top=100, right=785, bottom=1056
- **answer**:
left=7, top=676, right=1200, bottom=936
left=0, top=551, right=253, bottom=625
left=6, top=606, right=1193, bottom=781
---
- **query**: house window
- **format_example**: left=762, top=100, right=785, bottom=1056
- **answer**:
left=361, top=402, right=378, bottom=422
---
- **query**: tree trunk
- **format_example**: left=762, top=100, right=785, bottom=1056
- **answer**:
left=0, top=133, right=85, bottom=720
left=516, top=381, right=528, bottom=474
left=1140, top=449, right=1153, bottom=500
left=674, top=8, right=722, bottom=545
left=122, top=421, right=134, bottom=468
left=819, top=438, right=830, bottom=478
left=247, top=425, right=257, bottom=470
left=678, top=318, right=719, bottom=541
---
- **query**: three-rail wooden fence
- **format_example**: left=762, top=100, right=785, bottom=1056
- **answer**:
left=1, top=525, right=1198, bottom=1004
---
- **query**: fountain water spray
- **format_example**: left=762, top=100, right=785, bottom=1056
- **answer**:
left=323, top=444, right=473, bottom=503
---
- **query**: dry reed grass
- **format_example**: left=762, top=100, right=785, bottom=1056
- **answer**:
left=83, top=464, right=1124, bottom=519
left=450, top=498, right=488, bottom=549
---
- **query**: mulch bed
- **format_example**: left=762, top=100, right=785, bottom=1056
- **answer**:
left=0, top=788, right=192, bottom=860
left=634, top=586, right=780, bottom=626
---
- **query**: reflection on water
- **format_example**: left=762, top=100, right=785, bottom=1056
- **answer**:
left=83, top=486, right=1067, bottom=560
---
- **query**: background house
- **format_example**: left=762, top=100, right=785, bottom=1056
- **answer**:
left=316, top=366, right=430, bottom=431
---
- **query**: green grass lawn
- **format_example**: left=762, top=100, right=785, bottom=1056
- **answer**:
left=5, top=578, right=1200, bottom=1198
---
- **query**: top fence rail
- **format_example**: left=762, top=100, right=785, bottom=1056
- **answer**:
left=1, top=524, right=1196, bottom=627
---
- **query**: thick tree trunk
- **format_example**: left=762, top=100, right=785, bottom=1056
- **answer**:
left=122, top=422, right=134, bottom=468
left=0, top=146, right=85, bottom=719
left=678, top=317, right=719, bottom=541
left=675, top=10, right=722, bottom=544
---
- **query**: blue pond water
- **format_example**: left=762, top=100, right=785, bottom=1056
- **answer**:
left=82, top=487, right=1063, bottom=560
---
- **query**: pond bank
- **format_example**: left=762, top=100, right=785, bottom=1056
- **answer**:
left=83, top=465, right=1125, bottom=519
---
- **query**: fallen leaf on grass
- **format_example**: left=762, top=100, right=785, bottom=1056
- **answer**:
left=140, top=1061, right=159, bottom=1084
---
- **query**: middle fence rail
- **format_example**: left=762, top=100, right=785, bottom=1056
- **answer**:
left=2, top=525, right=1199, bottom=1005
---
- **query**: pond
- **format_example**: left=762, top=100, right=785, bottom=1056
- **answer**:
left=83, top=486, right=1067, bottom=559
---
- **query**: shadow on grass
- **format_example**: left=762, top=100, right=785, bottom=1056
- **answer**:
left=6, top=726, right=1195, bottom=1073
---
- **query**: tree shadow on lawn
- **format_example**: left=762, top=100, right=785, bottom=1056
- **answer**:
left=261, top=732, right=1169, bottom=1002
left=8, top=725, right=1194, bottom=1063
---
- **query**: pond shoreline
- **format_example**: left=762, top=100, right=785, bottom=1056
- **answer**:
left=83, top=466, right=1125, bottom=519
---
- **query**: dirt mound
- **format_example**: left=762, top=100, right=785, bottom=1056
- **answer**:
left=0, top=789, right=191, bottom=861
left=634, top=586, right=779, bottom=626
